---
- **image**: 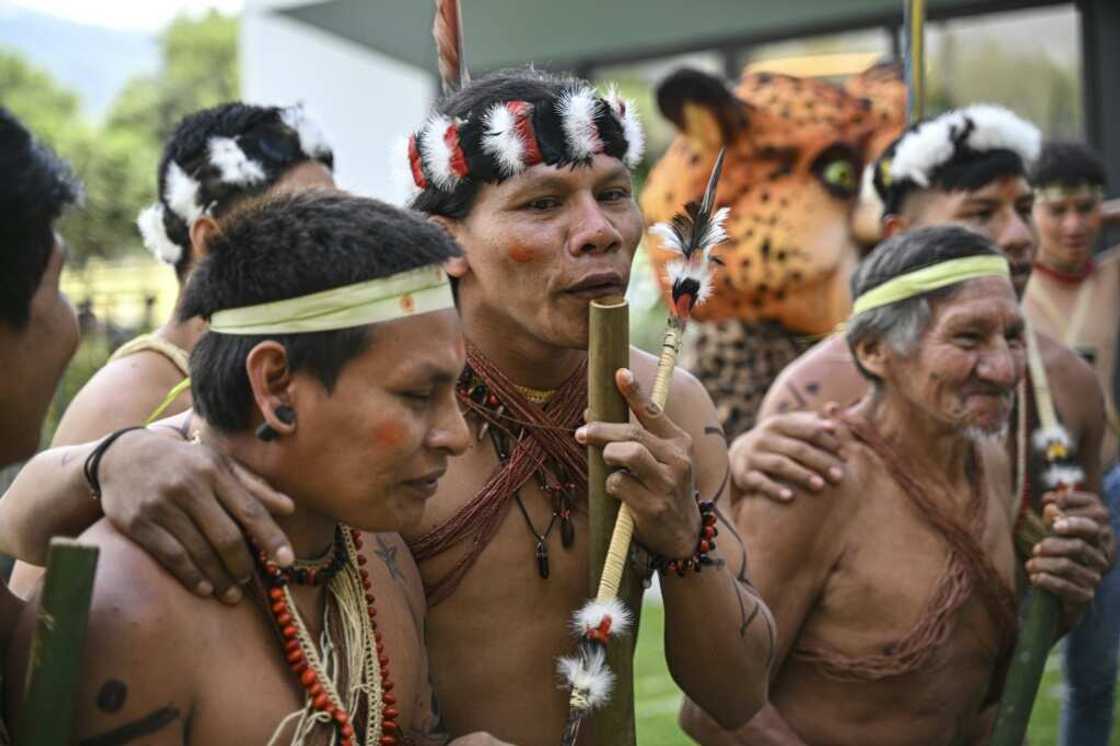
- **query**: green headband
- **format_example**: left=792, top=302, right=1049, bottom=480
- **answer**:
left=209, top=264, right=454, bottom=335
left=1035, top=183, right=1104, bottom=203
left=850, top=255, right=1011, bottom=317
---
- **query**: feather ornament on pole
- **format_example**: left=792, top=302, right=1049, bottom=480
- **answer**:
left=559, top=149, right=728, bottom=746
left=433, top=0, right=470, bottom=95
left=991, top=323, right=1083, bottom=746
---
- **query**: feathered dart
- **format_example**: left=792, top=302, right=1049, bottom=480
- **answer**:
left=558, top=150, right=728, bottom=746
left=433, top=0, right=470, bottom=95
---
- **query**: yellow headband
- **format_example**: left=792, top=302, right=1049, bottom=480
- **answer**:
left=850, top=255, right=1010, bottom=317
left=1036, top=184, right=1104, bottom=203
left=209, top=264, right=454, bottom=335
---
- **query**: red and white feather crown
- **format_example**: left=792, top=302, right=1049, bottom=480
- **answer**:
left=408, top=85, right=645, bottom=192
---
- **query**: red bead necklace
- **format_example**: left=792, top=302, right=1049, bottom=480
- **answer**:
left=261, top=527, right=401, bottom=745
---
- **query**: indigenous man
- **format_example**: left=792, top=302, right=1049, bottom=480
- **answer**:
left=5, top=190, right=509, bottom=746
left=6, top=102, right=336, bottom=597
left=726, top=106, right=1108, bottom=521
left=0, top=107, right=82, bottom=744
left=691, top=226, right=1105, bottom=745
left=0, top=69, right=774, bottom=744
left=1025, top=140, right=1120, bottom=746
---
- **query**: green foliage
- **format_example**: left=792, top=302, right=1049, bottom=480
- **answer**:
left=2, top=11, right=239, bottom=266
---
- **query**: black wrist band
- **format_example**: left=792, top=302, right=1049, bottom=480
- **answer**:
left=83, top=426, right=147, bottom=500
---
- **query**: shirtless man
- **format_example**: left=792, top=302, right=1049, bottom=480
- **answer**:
left=1025, top=140, right=1120, bottom=746
left=0, top=108, right=81, bottom=720
left=694, top=226, right=1106, bottom=745
left=5, top=190, right=509, bottom=745
left=727, top=106, right=1107, bottom=517
left=5, top=102, right=336, bottom=594
left=1, top=69, right=772, bottom=744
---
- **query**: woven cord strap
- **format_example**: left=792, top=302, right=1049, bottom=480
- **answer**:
left=407, top=341, right=588, bottom=605
left=145, top=377, right=192, bottom=425
left=109, top=332, right=191, bottom=376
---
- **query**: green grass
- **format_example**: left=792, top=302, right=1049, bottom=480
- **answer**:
left=634, top=601, right=1120, bottom=745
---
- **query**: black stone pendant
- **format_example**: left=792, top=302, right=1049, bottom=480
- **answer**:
left=536, top=540, right=550, bottom=579
left=560, top=512, right=574, bottom=549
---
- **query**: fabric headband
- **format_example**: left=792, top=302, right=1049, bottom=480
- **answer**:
left=209, top=264, right=455, bottom=335
left=1035, top=183, right=1105, bottom=203
left=850, top=255, right=1011, bottom=317
left=408, top=85, right=644, bottom=192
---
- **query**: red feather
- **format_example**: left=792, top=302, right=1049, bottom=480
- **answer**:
left=433, top=0, right=470, bottom=94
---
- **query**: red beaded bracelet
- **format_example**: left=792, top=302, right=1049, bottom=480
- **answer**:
left=651, top=498, right=718, bottom=577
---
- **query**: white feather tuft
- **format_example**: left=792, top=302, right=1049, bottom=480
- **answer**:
left=208, top=137, right=267, bottom=186
left=280, top=104, right=333, bottom=160
left=1032, top=425, right=1072, bottom=453
left=889, top=104, right=1040, bottom=189
left=666, top=259, right=714, bottom=306
left=605, top=86, right=645, bottom=168
left=1044, top=464, right=1085, bottom=489
left=888, top=112, right=963, bottom=188
left=650, top=221, right=684, bottom=255
left=418, top=113, right=461, bottom=191
left=480, top=102, right=526, bottom=177
left=571, top=598, right=633, bottom=639
left=558, top=86, right=603, bottom=161
left=388, top=134, right=420, bottom=204
left=164, top=161, right=204, bottom=224
left=136, top=203, right=183, bottom=265
left=704, top=207, right=730, bottom=257
left=961, top=104, right=1041, bottom=165
left=557, top=648, right=614, bottom=711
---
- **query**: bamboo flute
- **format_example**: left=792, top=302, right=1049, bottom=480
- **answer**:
left=585, top=295, right=642, bottom=745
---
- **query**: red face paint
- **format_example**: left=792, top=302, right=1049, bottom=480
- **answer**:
left=373, top=421, right=406, bottom=448
left=508, top=244, right=536, bottom=263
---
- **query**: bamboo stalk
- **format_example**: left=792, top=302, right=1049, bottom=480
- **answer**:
left=17, top=538, right=99, bottom=746
left=586, top=296, right=641, bottom=745
left=904, top=0, right=926, bottom=124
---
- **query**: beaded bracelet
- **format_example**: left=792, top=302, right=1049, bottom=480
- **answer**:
left=651, top=498, right=718, bottom=577
left=83, top=426, right=147, bottom=500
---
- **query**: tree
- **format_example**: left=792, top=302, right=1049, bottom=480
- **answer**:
left=1, top=11, right=240, bottom=264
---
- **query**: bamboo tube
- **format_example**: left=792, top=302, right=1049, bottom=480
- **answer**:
left=17, top=538, right=99, bottom=746
left=586, top=296, right=641, bottom=745
left=991, top=325, right=1065, bottom=746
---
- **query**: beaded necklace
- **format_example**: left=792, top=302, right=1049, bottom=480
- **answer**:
left=260, top=527, right=401, bottom=746
left=458, top=366, right=578, bottom=578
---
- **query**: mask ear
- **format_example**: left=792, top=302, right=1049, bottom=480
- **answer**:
left=656, top=68, right=747, bottom=153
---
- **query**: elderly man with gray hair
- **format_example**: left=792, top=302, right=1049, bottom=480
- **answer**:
left=709, top=225, right=1106, bottom=746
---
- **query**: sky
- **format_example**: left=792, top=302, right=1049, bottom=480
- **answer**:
left=5, top=0, right=243, bottom=31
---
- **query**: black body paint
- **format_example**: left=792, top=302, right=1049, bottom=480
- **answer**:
left=95, top=679, right=127, bottom=713
left=374, top=534, right=404, bottom=583
left=79, top=705, right=180, bottom=746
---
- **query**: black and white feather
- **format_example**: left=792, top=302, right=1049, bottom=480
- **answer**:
left=649, top=148, right=729, bottom=318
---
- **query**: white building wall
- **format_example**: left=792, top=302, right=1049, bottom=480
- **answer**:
left=242, top=0, right=433, bottom=204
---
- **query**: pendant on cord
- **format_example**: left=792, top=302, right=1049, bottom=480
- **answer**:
left=536, top=539, right=551, bottom=579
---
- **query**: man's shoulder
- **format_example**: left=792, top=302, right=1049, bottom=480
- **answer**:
left=52, top=354, right=189, bottom=445
left=759, top=334, right=861, bottom=417
left=77, top=520, right=210, bottom=631
left=1035, top=331, right=1105, bottom=427
left=629, top=345, right=712, bottom=410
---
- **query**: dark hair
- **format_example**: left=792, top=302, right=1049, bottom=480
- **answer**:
left=0, top=108, right=81, bottom=328
left=180, top=189, right=460, bottom=432
left=1031, top=141, right=1107, bottom=190
left=155, top=102, right=334, bottom=278
left=409, top=67, right=586, bottom=220
left=847, top=225, right=1002, bottom=382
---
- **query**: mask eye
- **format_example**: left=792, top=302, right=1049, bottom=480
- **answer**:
left=811, top=144, right=862, bottom=200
